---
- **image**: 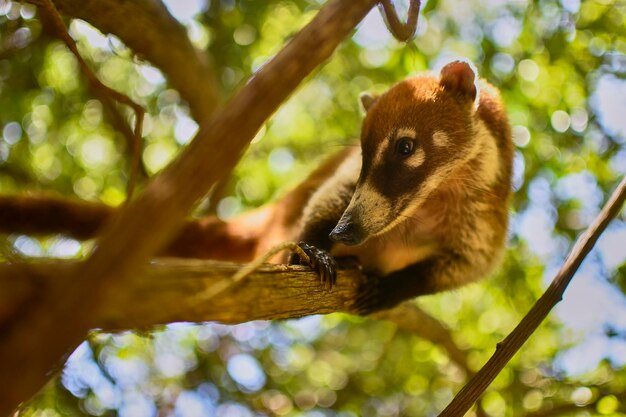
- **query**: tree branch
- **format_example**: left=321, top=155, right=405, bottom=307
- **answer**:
left=378, top=0, right=421, bottom=42
left=0, top=1, right=378, bottom=412
left=438, top=176, right=626, bottom=416
left=23, top=0, right=221, bottom=122
left=0, top=259, right=367, bottom=330
left=66, top=0, right=378, bottom=330
left=0, top=257, right=485, bottom=414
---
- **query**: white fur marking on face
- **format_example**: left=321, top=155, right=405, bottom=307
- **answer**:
left=397, top=127, right=417, bottom=140
left=372, top=138, right=390, bottom=166
left=432, top=131, right=450, bottom=147
left=406, top=147, right=425, bottom=168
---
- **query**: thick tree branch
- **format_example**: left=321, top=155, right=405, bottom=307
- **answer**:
left=24, top=0, right=221, bottom=122
left=66, top=0, right=377, bottom=331
left=0, top=1, right=378, bottom=412
left=438, top=176, right=626, bottom=417
left=0, top=258, right=471, bottom=382
left=0, top=259, right=367, bottom=330
left=0, top=259, right=368, bottom=414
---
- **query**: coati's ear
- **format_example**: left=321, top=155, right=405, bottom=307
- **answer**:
left=360, top=92, right=378, bottom=112
left=439, top=61, right=477, bottom=102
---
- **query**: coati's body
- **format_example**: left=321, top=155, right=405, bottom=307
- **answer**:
left=290, top=61, right=513, bottom=312
left=0, top=61, right=512, bottom=314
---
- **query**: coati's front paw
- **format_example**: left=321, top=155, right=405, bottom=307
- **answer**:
left=290, top=242, right=337, bottom=289
left=352, top=274, right=391, bottom=315
left=353, top=280, right=381, bottom=315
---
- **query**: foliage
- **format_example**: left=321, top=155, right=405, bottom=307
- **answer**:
left=1, top=0, right=625, bottom=415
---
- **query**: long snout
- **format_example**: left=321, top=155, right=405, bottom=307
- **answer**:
left=329, top=214, right=364, bottom=246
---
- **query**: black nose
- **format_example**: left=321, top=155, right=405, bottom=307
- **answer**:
left=329, top=221, right=362, bottom=246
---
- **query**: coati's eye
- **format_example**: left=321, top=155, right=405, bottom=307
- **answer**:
left=395, top=137, right=415, bottom=157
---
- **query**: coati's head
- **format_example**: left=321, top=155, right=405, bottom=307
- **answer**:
left=330, top=61, right=486, bottom=246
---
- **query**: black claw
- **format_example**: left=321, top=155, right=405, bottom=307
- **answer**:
left=293, top=242, right=338, bottom=289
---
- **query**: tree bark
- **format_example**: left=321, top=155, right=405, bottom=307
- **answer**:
left=0, top=259, right=366, bottom=330
left=62, top=0, right=377, bottom=358
left=0, top=259, right=368, bottom=415
left=0, top=1, right=377, bottom=413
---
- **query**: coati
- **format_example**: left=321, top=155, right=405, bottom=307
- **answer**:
left=289, top=60, right=513, bottom=313
left=0, top=61, right=512, bottom=314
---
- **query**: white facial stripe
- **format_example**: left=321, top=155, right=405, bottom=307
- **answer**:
left=406, top=147, right=426, bottom=168
left=372, top=139, right=389, bottom=166
left=432, top=131, right=450, bottom=147
left=397, top=127, right=417, bottom=139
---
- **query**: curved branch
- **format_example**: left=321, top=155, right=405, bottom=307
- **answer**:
left=438, top=176, right=626, bottom=416
left=378, top=0, right=421, bottom=42
left=25, top=0, right=221, bottom=121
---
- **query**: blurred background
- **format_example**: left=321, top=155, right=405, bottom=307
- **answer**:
left=1, top=0, right=626, bottom=415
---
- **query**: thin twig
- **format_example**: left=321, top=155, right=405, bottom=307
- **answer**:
left=99, top=95, right=149, bottom=180
left=378, top=0, right=421, bottom=42
left=438, top=176, right=626, bottom=416
left=38, top=0, right=145, bottom=201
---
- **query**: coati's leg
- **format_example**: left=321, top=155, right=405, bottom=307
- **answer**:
left=354, top=252, right=486, bottom=313
left=289, top=190, right=353, bottom=286
left=289, top=155, right=359, bottom=287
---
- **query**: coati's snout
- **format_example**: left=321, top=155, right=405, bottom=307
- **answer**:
left=329, top=212, right=363, bottom=246
left=329, top=183, right=395, bottom=246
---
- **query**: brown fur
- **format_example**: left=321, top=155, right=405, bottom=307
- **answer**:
left=0, top=62, right=512, bottom=314
left=291, top=61, right=513, bottom=312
